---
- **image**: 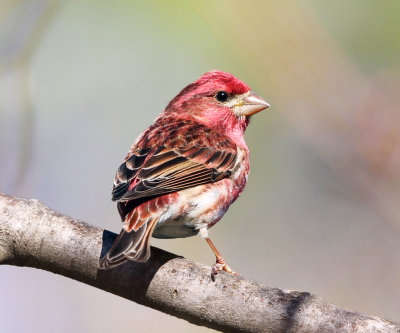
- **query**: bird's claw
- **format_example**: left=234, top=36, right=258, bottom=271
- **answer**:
left=211, top=258, right=239, bottom=281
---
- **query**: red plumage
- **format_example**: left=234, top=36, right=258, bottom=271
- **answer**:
left=99, top=70, right=269, bottom=277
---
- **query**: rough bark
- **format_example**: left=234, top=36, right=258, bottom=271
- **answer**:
left=0, top=193, right=399, bottom=333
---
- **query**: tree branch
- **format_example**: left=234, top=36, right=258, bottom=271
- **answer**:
left=0, top=193, right=398, bottom=332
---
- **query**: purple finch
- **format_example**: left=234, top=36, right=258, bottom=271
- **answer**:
left=99, top=70, right=269, bottom=278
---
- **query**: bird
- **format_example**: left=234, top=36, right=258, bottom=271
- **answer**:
left=99, top=70, right=269, bottom=279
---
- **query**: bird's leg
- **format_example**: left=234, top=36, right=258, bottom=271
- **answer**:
left=205, top=237, right=238, bottom=281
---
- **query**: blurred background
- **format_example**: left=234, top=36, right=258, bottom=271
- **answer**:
left=1, top=0, right=400, bottom=331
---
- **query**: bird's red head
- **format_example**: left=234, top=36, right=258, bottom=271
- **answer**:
left=194, top=70, right=251, bottom=96
left=164, top=70, right=269, bottom=148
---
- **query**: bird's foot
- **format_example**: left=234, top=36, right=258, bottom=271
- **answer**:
left=211, top=257, right=239, bottom=281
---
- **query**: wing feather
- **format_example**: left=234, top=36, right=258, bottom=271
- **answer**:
left=111, top=121, right=238, bottom=210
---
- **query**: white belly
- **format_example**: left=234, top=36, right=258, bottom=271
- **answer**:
left=152, top=181, right=231, bottom=239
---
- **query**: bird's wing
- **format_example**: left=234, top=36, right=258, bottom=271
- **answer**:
left=111, top=121, right=238, bottom=211
left=113, top=146, right=236, bottom=201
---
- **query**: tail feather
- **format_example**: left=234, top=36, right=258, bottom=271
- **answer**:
left=99, top=218, right=158, bottom=269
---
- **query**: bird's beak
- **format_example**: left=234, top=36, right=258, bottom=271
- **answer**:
left=235, top=92, right=270, bottom=117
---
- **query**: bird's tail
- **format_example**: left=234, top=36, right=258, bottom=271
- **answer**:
left=99, top=217, right=158, bottom=269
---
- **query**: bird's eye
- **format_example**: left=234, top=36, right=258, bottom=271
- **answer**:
left=215, top=91, right=229, bottom=102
